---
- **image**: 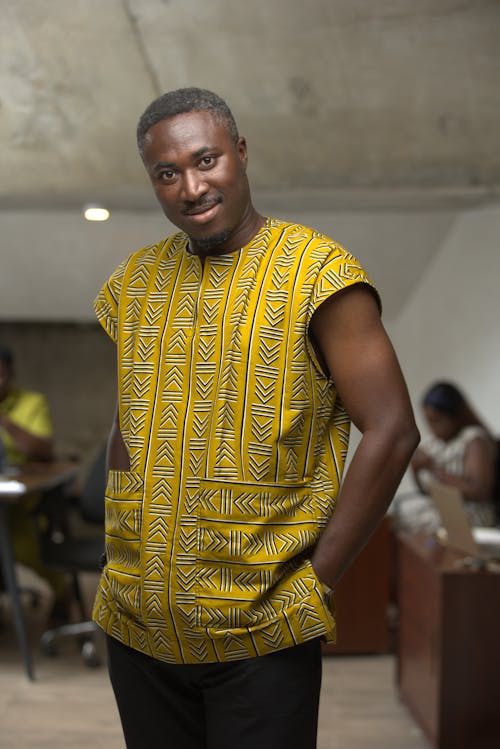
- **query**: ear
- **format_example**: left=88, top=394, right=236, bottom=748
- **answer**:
left=236, top=136, right=248, bottom=172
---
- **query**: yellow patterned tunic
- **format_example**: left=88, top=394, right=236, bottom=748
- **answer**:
left=93, top=218, right=375, bottom=663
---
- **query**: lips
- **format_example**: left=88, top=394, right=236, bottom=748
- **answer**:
left=183, top=200, right=219, bottom=216
left=182, top=197, right=222, bottom=216
left=182, top=199, right=222, bottom=225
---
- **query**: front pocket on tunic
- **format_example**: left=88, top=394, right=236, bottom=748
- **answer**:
left=195, top=478, right=320, bottom=631
left=104, top=470, right=144, bottom=618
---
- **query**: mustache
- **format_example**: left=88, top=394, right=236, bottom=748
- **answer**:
left=181, top=195, right=222, bottom=215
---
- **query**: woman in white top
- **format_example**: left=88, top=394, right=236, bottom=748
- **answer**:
left=401, top=382, right=497, bottom=531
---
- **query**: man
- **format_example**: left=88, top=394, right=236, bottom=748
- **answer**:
left=94, top=88, right=419, bottom=749
left=0, top=345, right=53, bottom=466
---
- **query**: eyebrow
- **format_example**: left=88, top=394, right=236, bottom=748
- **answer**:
left=193, top=146, right=214, bottom=158
left=152, top=146, right=215, bottom=172
left=153, top=161, right=175, bottom=171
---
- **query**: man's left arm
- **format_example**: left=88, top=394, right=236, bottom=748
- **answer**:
left=309, top=285, right=419, bottom=590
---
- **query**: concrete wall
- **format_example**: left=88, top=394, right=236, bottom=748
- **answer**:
left=0, top=204, right=456, bottom=323
left=390, top=203, right=500, bottom=436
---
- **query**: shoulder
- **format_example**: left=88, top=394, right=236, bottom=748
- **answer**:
left=9, top=388, right=45, bottom=406
left=7, top=389, right=49, bottom=416
left=121, top=232, right=185, bottom=276
left=269, top=219, right=348, bottom=257
left=460, top=425, right=495, bottom=449
left=268, top=220, right=381, bottom=314
left=270, top=219, right=372, bottom=283
left=99, top=233, right=185, bottom=304
left=7, top=389, right=52, bottom=436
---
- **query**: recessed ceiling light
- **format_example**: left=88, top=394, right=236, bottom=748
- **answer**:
left=84, top=205, right=110, bottom=221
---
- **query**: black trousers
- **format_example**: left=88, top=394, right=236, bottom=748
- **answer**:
left=107, top=634, right=322, bottom=749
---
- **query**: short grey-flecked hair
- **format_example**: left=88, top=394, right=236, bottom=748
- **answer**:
left=136, top=87, right=239, bottom=157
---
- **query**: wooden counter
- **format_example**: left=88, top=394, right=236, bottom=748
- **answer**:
left=323, top=516, right=393, bottom=655
left=396, top=532, right=500, bottom=749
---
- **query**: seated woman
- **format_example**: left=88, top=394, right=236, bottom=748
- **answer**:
left=397, top=381, right=497, bottom=533
left=0, top=344, right=70, bottom=623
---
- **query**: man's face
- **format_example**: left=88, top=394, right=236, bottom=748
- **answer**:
left=142, top=111, right=251, bottom=252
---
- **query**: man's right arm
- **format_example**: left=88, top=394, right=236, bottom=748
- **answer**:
left=106, top=403, right=130, bottom=473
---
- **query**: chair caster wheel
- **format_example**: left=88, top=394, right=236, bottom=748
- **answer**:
left=82, top=639, right=100, bottom=667
left=41, top=631, right=59, bottom=657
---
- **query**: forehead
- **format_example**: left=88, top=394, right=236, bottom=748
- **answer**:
left=143, top=111, right=232, bottom=162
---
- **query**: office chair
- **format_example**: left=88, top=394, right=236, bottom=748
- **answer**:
left=38, top=444, right=106, bottom=666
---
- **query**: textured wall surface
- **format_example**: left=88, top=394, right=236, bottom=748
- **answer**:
left=391, top=203, right=500, bottom=433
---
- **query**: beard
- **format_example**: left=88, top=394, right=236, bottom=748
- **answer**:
left=190, top=227, right=233, bottom=255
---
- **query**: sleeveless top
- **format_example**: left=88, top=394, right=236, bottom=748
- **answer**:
left=419, top=425, right=496, bottom=527
left=93, top=218, right=376, bottom=663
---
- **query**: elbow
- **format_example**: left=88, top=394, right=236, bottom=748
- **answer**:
left=395, top=418, right=420, bottom=461
left=379, top=410, right=419, bottom=463
left=365, top=414, right=420, bottom=464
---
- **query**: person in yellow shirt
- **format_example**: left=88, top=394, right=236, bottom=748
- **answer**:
left=0, top=344, right=68, bottom=621
left=0, top=346, right=53, bottom=467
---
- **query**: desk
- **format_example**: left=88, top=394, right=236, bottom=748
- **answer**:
left=396, top=532, right=500, bottom=749
left=0, top=461, right=77, bottom=680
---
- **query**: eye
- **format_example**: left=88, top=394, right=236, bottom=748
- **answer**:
left=157, top=168, right=176, bottom=183
left=199, top=155, right=215, bottom=169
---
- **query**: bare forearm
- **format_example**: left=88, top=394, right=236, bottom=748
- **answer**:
left=429, top=469, right=491, bottom=503
left=1, top=418, right=53, bottom=461
left=311, top=422, right=419, bottom=589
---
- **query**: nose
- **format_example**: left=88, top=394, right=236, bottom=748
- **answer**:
left=181, top=169, right=208, bottom=203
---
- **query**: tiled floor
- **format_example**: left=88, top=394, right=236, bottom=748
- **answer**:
left=0, top=572, right=430, bottom=749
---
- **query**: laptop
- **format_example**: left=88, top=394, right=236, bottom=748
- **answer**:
left=430, top=482, right=500, bottom=560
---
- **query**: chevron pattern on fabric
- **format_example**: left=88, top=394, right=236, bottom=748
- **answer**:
left=92, top=218, right=376, bottom=663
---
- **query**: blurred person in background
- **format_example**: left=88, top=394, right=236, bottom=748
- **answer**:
left=397, top=381, right=497, bottom=532
left=0, top=344, right=53, bottom=466
left=0, top=344, right=70, bottom=624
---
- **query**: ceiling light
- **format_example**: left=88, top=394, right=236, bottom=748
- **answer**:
left=84, top=205, right=110, bottom=222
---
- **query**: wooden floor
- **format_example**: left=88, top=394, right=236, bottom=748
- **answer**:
left=0, top=572, right=430, bottom=749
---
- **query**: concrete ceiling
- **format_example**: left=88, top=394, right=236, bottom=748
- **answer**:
left=1, top=0, right=500, bottom=211
left=1, top=1, right=499, bottom=325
